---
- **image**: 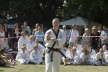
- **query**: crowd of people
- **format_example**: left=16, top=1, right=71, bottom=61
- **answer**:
left=0, top=20, right=108, bottom=66
left=62, top=24, right=108, bottom=66
left=0, top=22, right=45, bottom=66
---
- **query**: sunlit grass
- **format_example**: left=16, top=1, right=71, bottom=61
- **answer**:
left=0, top=64, right=108, bottom=72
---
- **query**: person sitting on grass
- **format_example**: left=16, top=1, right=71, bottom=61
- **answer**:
left=16, top=44, right=30, bottom=64
left=0, top=49, right=11, bottom=66
left=29, top=40, right=45, bottom=64
left=102, top=44, right=108, bottom=64
left=63, top=47, right=80, bottom=65
left=95, top=48, right=106, bottom=66
left=80, top=47, right=91, bottom=65
left=88, top=47, right=96, bottom=65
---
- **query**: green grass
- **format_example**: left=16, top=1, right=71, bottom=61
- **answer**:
left=0, top=64, right=108, bottom=72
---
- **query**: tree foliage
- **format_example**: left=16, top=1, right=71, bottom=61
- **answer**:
left=0, top=0, right=64, bottom=27
left=0, top=0, right=108, bottom=27
left=61, top=0, right=108, bottom=25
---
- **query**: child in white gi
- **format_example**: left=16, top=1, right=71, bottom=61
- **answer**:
left=18, top=31, right=29, bottom=52
left=95, top=48, right=106, bottom=65
left=26, top=35, right=44, bottom=64
left=16, top=44, right=30, bottom=64
left=64, top=48, right=80, bottom=65
left=84, top=43, right=96, bottom=65
left=72, top=42, right=83, bottom=56
left=88, top=48, right=96, bottom=65
left=102, top=44, right=108, bottom=64
left=29, top=40, right=45, bottom=64
left=80, top=48, right=91, bottom=64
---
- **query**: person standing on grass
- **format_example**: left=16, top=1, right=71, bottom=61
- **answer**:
left=69, top=25, right=79, bottom=48
left=91, top=26, right=100, bottom=52
left=95, top=48, right=106, bottom=65
left=44, top=18, right=66, bottom=72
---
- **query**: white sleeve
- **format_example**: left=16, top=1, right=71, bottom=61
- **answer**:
left=44, top=30, right=52, bottom=43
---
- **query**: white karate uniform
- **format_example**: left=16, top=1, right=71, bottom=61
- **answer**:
left=95, top=53, right=106, bottom=65
left=44, top=29, right=66, bottom=72
left=26, top=41, right=36, bottom=52
left=75, top=44, right=83, bottom=56
left=104, top=50, right=108, bottom=63
left=65, top=49, right=80, bottom=64
left=89, top=49, right=96, bottom=64
left=30, top=44, right=45, bottom=64
left=18, top=36, right=29, bottom=52
left=16, top=50, right=30, bottom=64
left=80, top=53, right=91, bottom=64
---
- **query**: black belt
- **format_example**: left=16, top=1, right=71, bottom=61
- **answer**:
left=47, top=47, right=66, bottom=62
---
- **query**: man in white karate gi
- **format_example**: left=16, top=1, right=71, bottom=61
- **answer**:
left=44, top=18, right=66, bottom=72
left=16, top=44, right=30, bottom=64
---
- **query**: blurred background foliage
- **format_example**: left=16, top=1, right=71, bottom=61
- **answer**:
left=0, top=0, right=108, bottom=27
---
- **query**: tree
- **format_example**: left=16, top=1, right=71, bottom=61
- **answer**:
left=60, top=0, right=108, bottom=26
left=0, top=0, right=64, bottom=28
left=0, top=0, right=108, bottom=27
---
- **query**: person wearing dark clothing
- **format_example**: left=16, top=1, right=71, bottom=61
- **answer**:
left=91, top=26, right=101, bottom=52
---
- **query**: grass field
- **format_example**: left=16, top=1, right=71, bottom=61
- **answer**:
left=0, top=64, right=108, bottom=72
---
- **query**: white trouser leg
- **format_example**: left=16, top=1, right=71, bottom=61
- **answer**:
left=45, top=51, right=61, bottom=72
left=52, top=62, right=60, bottom=72
left=45, top=52, right=52, bottom=72
left=45, top=62, right=52, bottom=72
left=52, top=52, right=61, bottom=72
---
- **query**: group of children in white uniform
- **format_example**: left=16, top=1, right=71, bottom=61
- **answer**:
left=16, top=31, right=45, bottom=64
left=15, top=31, right=108, bottom=66
left=63, top=43, right=108, bottom=66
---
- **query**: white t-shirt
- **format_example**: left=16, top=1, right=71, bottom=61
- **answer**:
left=69, top=29, right=79, bottom=43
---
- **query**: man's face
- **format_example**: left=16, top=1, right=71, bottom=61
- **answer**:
left=52, top=19, right=60, bottom=28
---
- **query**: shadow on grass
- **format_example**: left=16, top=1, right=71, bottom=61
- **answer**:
left=0, top=66, right=15, bottom=68
left=62, top=64, right=108, bottom=67
left=0, top=70, right=4, bottom=72
left=27, top=62, right=44, bottom=65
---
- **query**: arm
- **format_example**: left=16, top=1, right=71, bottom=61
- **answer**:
left=44, top=30, right=56, bottom=43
